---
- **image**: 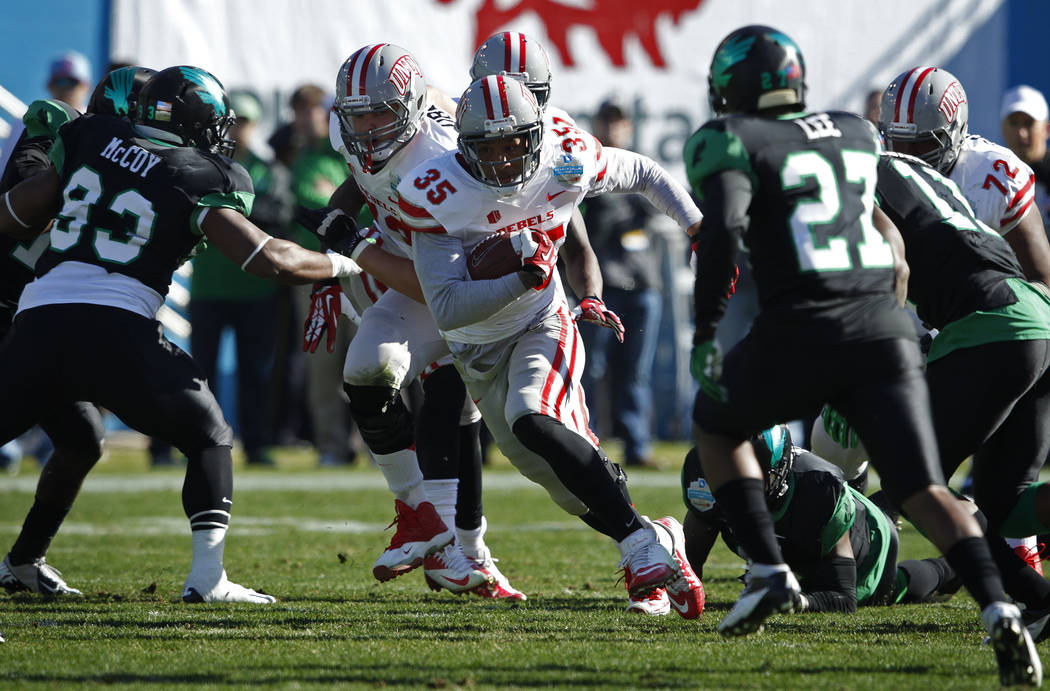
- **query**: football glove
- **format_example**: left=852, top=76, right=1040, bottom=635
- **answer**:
left=294, top=205, right=369, bottom=259
left=302, top=279, right=342, bottom=353
left=512, top=230, right=558, bottom=290
left=573, top=296, right=625, bottom=343
left=690, top=339, right=727, bottom=403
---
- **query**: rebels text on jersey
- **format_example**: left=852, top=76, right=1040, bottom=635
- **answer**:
left=395, top=114, right=613, bottom=344
left=328, top=104, right=457, bottom=258
left=33, top=115, right=253, bottom=301
left=951, top=134, right=1036, bottom=233
left=876, top=152, right=1024, bottom=329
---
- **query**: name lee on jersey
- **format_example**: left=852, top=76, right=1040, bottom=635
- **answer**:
left=99, top=137, right=163, bottom=178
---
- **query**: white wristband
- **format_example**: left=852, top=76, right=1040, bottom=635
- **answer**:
left=4, top=192, right=31, bottom=229
left=239, top=236, right=272, bottom=270
left=328, top=251, right=362, bottom=278
left=349, top=235, right=377, bottom=262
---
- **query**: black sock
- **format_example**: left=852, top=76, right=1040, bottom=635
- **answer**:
left=9, top=451, right=96, bottom=564
left=417, top=366, right=464, bottom=481
left=512, top=414, right=642, bottom=541
left=580, top=511, right=617, bottom=538
left=987, top=534, right=1050, bottom=609
left=713, top=477, right=784, bottom=565
left=182, top=446, right=233, bottom=531
left=944, top=536, right=1007, bottom=609
left=898, top=558, right=959, bottom=601
left=455, top=422, right=483, bottom=531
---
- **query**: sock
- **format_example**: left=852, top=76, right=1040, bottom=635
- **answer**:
left=1006, top=535, right=1037, bottom=550
left=423, top=478, right=458, bottom=534
left=944, top=536, right=1007, bottom=609
left=9, top=502, right=71, bottom=565
left=187, top=527, right=227, bottom=587
left=457, top=516, right=488, bottom=560
left=713, top=477, right=784, bottom=566
left=988, top=534, right=1050, bottom=609
left=580, top=511, right=617, bottom=538
left=182, top=446, right=234, bottom=528
left=10, top=450, right=96, bottom=564
left=374, top=446, right=426, bottom=507
left=897, top=558, right=959, bottom=602
left=455, top=422, right=484, bottom=531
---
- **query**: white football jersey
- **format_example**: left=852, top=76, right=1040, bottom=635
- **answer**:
left=950, top=134, right=1036, bottom=233
left=396, top=114, right=616, bottom=344
left=328, top=102, right=459, bottom=258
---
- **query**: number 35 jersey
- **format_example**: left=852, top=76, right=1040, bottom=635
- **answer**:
left=685, top=111, right=914, bottom=343
left=25, top=114, right=253, bottom=318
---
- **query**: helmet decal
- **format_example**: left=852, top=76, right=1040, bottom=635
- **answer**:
left=388, top=54, right=424, bottom=97
left=179, top=67, right=227, bottom=116
left=102, top=67, right=137, bottom=115
left=938, top=81, right=967, bottom=122
left=711, top=36, right=755, bottom=92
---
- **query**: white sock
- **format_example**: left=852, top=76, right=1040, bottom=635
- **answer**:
left=1006, top=536, right=1038, bottom=550
left=458, top=516, right=488, bottom=560
left=617, top=527, right=653, bottom=558
left=374, top=447, right=426, bottom=507
left=188, top=527, right=227, bottom=586
left=423, top=478, right=459, bottom=534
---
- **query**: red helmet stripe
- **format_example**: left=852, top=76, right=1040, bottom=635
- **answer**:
left=892, top=67, right=919, bottom=123
left=345, top=49, right=364, bottom=99
left=503, top=32, right=513, bottom=71
left=517, top=33, right=527, bottom=72
left=358, top=43, right=387, bottom=96
left=481, top=77, right=497, bottom=118
left=496, top=75, right=510, bottom=115
left=906, top=67, right=936, bottom=123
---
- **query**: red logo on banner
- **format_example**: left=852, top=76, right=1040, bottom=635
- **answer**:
left=439, top=0, right=705, bottom=67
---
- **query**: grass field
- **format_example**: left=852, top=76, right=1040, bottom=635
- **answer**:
left=0, top=439, right=1028, bottom=689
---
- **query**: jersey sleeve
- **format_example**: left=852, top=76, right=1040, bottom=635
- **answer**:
left=1000, top=158, right=1037, bottom=233
left=590, top=147, right=703, bottom=229
left=683, top=121, right=755, bottom=201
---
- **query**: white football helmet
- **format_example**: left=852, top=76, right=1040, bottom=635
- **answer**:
left=457, top=75, right=544, bottom=195
left=878, top=67, right=969, bottom=173
left=334, top=44, right=427, bottom=171
left=470, top=32, right=552, bottom=111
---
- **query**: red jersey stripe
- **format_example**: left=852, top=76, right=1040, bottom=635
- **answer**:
left=1001, top=199, right=1033, bottom=227
left=1005, top=176, right=1035, bottom=211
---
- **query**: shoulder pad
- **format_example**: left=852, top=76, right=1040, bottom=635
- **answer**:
left=23, top=99, right=80, bottom=139
left=683, top=120, right=752, bottom=199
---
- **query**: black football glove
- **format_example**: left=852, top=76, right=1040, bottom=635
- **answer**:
left=294, top=205, right=364, bottom=258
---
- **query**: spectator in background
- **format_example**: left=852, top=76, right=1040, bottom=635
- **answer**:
left=288, top=84, right=357, bottom=467
left=579, top=100, right=661, bottom=468
left=188, top=91, right=290, bottom=466
left=864, top=88, right=883, bottom=126
left=45, top=52, right=92, bottom=112
left=1001, top=85, right=1050, bottom=226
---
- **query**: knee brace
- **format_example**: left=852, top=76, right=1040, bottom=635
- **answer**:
left=344, top=383, right=415, bottom=454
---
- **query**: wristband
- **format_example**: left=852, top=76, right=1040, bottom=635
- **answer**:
left=328, top=251, right=362, bottom=278
left=349, top=235, right=377, bottom=262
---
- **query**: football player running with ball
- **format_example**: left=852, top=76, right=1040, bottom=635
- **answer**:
left=0, top=65, right=366, bottom=604
left=686, top=25, right=1040, bottom=686
left=397, top=73, right=704, bottom=611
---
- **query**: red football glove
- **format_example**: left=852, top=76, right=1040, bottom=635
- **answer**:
left=303, top=280, right=342, bottom=353
left=573, top=296, right=625, bottom=343
left=512, top=230, right=558, bottom=290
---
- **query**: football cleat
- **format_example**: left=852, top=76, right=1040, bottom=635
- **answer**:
left=373, top=500, right=454, bottom=582
left=652, top=516, right=705, bottom=619
left=717, top=567, right=802, bottom=637
left=626, top=587, right=671, bottom=616
left=0, top=554, right=82, bottom=596
left=617, top=526, right=675, bottom=597
left=1014, top=542, right=1046, bottom=577
left=983, top=602, right=1043, bottom=687
left=467, top=546, right=527, bottom=601
left=423, top=541, right=491, bottom=594
left=182, top=570, right=276, bottom=604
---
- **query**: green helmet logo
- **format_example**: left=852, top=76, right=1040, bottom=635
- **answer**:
left=179, top=67, right=227, bottom=116
left=102, top=67, right=137, bottom=115
left=711, top=36, right=755, bottom=92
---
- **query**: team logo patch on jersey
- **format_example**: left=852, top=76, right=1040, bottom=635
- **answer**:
left=389, top=173, right=402, bottom=194
left=487, top=210, right=501, bottom=224
left=687, top=478, right=716, bottom=512
left=554, top=153, right=583, bottom=184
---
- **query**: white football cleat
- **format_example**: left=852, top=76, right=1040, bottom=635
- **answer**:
left=467, top=545, right=527, bottom=601
left=617, top=525, right=675, bottom=597
left=717, top=566, right=801, bottom=637
left=182, top=570, right=276, bottom=604
left=423, top=541, right=491, bottom=594
left=983, top=601, right=1043, bottom=687
left=625, top=587, right=670, bottom=616
left=0, top=554, right=82, bottom=596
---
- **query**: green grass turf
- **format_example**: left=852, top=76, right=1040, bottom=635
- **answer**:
left=0, top=441, right=1023, bottom=689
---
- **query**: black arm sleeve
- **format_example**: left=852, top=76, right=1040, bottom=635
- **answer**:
left=801, top=555, right=858, bottom=613
left=0, top=133, right=53, bottom=194
left=693, top=168, right=751, bottom=342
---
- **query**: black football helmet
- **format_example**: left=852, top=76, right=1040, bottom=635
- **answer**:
left=88, top=66, right=155, bottom=117
left=683, top=424, right=795, bottom=513
left=134, top=65, right=236, bottom=156
left=708, top=25, right=806, bottom=116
